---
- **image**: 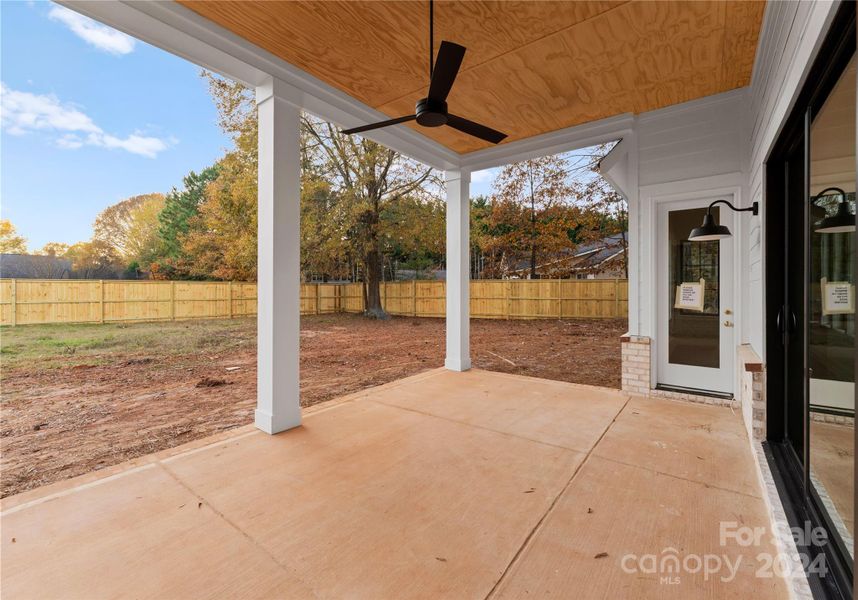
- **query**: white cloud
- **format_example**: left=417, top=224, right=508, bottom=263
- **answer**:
left=90, top=132, right=168, bottom=158
left=56, top=133, right=84, bottom=149
left=1, top=83, right=172, bottom=158
left=48, top=5, right=136, bottom=55
left=471, top=168, right=498, bottom=184
left=1, top=83, right=100, bottom=136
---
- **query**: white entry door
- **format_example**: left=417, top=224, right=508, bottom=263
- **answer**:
left=656, top=198, right=735, bottom=394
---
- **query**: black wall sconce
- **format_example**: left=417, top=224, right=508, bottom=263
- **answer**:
left=813, top=187, right=854, bottom=233
left=688, top=200, right=759, bottom=241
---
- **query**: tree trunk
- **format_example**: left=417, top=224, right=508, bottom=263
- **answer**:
left=619, top=207, right=629, bottom=279
left=529, top=244, right=537, bottom=280
left=363, top=247, right=389, bottom=319
left=529, top=172, right=538, bottom=279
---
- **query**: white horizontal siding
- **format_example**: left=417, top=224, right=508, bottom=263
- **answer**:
left=745, top=0, right=840, bottom=359
left=605, top=1, right=838, bottom=382
left=638, top=91, right=747, bottom=187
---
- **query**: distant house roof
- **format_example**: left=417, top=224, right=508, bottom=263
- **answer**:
left=507, top=233, right=626, bottom=277
left=568, top=233, right=626, bottom=272
left=0, top=254, right=72, bottom=279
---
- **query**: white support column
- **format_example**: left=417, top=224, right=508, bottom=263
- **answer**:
left=255, top=77, right=302, bottom=434
left=445, top=169, right=471, bottom=372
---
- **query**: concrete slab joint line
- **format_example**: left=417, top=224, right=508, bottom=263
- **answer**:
left=486, top=394, right=633, bottom=598
left=0, top=369, right=789, bottom=599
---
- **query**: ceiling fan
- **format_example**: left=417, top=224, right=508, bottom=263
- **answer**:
left=341, top=0, right=507, bottom=144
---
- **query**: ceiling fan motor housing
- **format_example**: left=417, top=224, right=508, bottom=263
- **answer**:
left=416, top=97, right=448, bottom=127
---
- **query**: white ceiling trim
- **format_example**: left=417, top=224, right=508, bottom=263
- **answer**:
left=459, top=113, right=635, bottom=173
left=60, top=0, right=461, bottom=170
left=59, top=1, right=704, bottom=176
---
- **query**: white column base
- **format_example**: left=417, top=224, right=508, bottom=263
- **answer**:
left=444, top=357, right=472, bottom=372
left=254, top=408, right=301, bottom=435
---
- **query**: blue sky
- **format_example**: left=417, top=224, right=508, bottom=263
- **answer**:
left=1, top=1, right=229, bottom=250
left=0, top=1, right=554, bottom=250
left=469, top=168, right=498, bottom=199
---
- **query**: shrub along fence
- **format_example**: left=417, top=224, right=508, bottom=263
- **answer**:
left=0, top=278, right=627, bottom=326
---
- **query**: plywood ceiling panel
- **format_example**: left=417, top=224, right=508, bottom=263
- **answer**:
left=179, top=0, right=766, bottom=154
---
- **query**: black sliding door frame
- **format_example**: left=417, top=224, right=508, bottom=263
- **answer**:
left=764, top=2, right=856, bottom=598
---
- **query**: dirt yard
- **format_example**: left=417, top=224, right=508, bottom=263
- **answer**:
left=0, top=314, right=626, bottom=497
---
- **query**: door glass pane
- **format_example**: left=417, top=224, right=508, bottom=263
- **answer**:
left=668, top=207, right=719, bottom=368
left=808, top=54, right=855, bottom=555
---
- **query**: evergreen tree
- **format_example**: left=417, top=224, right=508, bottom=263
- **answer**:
left=157, top=166, right=220, bottom=260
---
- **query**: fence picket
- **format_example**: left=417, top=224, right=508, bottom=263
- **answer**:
left=0, top=278, right=627, bottom=326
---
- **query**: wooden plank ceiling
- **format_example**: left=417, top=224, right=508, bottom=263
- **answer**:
left=179, top=1, right=766, bottom=154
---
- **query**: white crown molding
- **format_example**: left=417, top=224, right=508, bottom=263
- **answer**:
left=635, top=87, right=748, bottom=124
left=459, top=113, right=635, bottom=172
left=596, top=136, right=628, bottom=175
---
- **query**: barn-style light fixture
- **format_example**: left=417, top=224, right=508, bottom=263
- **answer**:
left=688, top=200, right=759, bottom=241
left=813, top=187, right=854, bottom=233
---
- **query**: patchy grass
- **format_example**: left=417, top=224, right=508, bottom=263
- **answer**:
left=1, top=314, right=626, bottom=498
left=0, top=318, right=255, bottom=374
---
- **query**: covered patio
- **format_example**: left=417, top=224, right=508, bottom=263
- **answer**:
left=2, top=368, right=785, bottom=599
left=4, top=0, right=853, bottom=596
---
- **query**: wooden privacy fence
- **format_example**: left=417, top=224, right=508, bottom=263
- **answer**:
left=0, top=278, right=627, bottom=326
left=0, top=279, right=258, bottom=327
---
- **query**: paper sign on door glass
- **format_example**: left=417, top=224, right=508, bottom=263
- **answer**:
left=674, top=279, right=705, bottom=312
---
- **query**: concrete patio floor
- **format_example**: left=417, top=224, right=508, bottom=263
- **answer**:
left=1, top=368, right=787, bottom=599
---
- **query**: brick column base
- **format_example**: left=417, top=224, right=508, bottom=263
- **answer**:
left=621, top=334, right=651, bottom=395
left=738, top=344, right=766, bottom=441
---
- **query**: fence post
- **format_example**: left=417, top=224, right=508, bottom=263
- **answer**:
left=315, top=283, right=321, bottom=315
left=505, top=279, right=512, bottom=319
left=99, top=280, right=105, bottom=324
left=170, top=281, right=176, bottom=321
left=614, top=278, right=619, bottom=317
left=10, top=279, right=17, bottom=327
left=557, top=279, right=562, bottom=320
left=412, top=279, right=417, bottom=317
left=228, top=281, right=234, bottom=319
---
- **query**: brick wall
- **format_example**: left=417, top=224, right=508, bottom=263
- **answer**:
left=738, top=344, right=766, bottom=441
left=620, top=334, right=651, bottom=395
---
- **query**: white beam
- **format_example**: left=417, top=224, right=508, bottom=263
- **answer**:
left=597, top=133, right=639, bottom=336
left=445, top=170, right=471, bottom=372
left=60, top=0, right=459, bottom=172
left=60, top=2, right=638, bottom=175
left=459, top=113, right=636, bottom=173
left=255, top=77, right=302, bottom=434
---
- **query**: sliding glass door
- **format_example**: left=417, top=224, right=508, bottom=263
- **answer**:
left=806, top=52, right=855, bottom=567
left=765, top=4, right=855, bottom=596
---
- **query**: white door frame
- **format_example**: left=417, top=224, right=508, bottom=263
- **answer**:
left=656, top=197, right=734, bottom=393
left=645, top=178, right=745, bottom=396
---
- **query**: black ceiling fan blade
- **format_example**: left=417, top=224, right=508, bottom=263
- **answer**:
left=342, top=115, right=417, bottom=135
left=446, top=114, right=507, bottom=144
left=428, top=41, right=466, bottom=102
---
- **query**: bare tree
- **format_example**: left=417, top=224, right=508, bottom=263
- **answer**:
left=490, top=155, right=580, bottom=279
left=570, top=143, right=628, bottom=278
left=302, top=116, right=440, bottom=318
